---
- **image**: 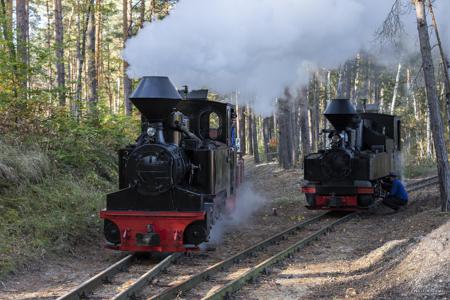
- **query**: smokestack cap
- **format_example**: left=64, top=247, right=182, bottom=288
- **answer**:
left=324, top=99, right=360, bottom=131
left=130, top=76, right=182, bottom=100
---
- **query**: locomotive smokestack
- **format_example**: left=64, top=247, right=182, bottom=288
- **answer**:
left=324, top=99, right=359, bottom=131
left=130, top=76, right=182, bottom=119
left=130, top=76, right=182, bottom=100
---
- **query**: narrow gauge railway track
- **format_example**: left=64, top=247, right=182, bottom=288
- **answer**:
left=148, top=211, right=353, bottom=300
left=58, top=175, right=439, bottom=300
left=406, top=175, right=438, bottom=192
left=58, top=253, right=180, bottom=300
left=147, top=175, right=440, bottom=300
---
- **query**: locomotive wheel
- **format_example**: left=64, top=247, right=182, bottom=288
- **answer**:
left=184, top=221, right=208, bottom=245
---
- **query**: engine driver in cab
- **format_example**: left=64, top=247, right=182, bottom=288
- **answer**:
left=382, top=172, right=408, bottom=211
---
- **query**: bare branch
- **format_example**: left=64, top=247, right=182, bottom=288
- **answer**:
left=375, top=0, right=411, bottom=48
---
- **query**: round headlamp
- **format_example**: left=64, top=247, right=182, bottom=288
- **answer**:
left=147, top=127, right=156, bottom=137
left=331, top=134, right=341, bottom=143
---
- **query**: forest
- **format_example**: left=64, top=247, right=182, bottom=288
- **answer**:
left=0, top=0, right=449, bottom=279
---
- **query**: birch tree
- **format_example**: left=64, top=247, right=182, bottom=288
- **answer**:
left=390, top=63, right=402, bottom=114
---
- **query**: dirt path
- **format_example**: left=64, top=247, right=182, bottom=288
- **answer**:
left=1, top=158, right=448, bottom=299
left=235, top=165, right=450, bottom=300
left=0, top=157, right=313, bottom=299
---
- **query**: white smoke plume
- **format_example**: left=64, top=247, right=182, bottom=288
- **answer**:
left=205, top=183, right=267, bottom=246
left=124, top=0, right=449, bottom=115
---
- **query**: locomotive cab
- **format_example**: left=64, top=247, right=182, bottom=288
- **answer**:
left=302, top=99, right=401, bottom=210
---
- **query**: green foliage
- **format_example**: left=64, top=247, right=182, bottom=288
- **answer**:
left=404, top=159, right=436, bottom=178
left=0, top=113, right=139, bottom=278
left=0, top=171, right=110, bottom=277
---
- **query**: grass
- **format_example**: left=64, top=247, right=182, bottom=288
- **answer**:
left=0, top=128, right=132, bottom=278
left=0, top=140, right=50, bottom=189
left=0, top=103, right=140, bottom=279
left=0, top=152, right=114, bottom=278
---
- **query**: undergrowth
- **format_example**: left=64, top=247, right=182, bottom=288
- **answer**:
left=0, top=111, right=139, bottom=278
left=403, top=158, right=436, bottom=178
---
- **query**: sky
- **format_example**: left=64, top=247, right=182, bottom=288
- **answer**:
left=124, top=0, right=450, bottom=115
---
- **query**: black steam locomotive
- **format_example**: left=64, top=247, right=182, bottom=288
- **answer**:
left=302, top=98, right=401, bottom=210
left=100, top=76, right=243, bottom=252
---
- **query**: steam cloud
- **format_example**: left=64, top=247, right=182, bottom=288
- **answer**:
left=206, top=183, right=267, bottom=246
left=124, top=0, right=450, bottom=115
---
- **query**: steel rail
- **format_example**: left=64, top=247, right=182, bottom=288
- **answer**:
left=406, top=175, right=438, bottom=192
left=198, top=175, right=440, bottom=299
left=58, top=254, right=135, bottom=300
left=202, top=212, right=357, bottom=300
left=59, top=175, right=438, bottom=300
left=150, top=211, right=330, bottom=300
left=58, top=253, right=180, bottom=300
left=112, top=253, right=181, bottom=300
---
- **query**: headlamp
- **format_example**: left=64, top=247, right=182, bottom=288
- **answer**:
left=147, top=127, right=156, bottom=137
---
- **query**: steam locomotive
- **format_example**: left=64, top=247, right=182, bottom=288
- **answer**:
left=100, top=76, right=244, bottom=252
left=302, top=98, right=401, bottom=210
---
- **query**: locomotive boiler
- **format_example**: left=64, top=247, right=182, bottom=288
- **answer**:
left=100, top=76, right=243, bottom=252
left=302, top=98, right=401, bottom=210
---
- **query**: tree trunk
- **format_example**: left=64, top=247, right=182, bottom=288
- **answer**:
left=74, top=0, right=90, bottom=120
left=312, top=74, right=320, bottom=152
left=344, top=62, right=352, bottom=99
left=123, top=0, right=132, bottom=115
left=352, top=53, right=361, bottom=105
left=277, top=98, right=293, bottom=169
left=426, top=108, right=432, bottom=157
left=428, top=0, right=450, bottom=131
left=46, top=0, right=53, bottom=94
left=16, top=0, right=29, bottom=94
left=54, top=0, right=66, bottom=106
left=263, top=117, right=270, bottom=162
left=95, top=0, right=102, bottom=89
left=298, top=88, right=311, bottom=163
left=239, top=107, right=246, bottom=154
left=252, top=114, right=260, bottom=163
left=247, top=106, right=254, bottom=155
left=0, top=0, right=17, bottom=92
left=139, top=0, right=145, bottom=28
left=414, top=0, right=450, bottom=212
left=390, top=63, right=402, bottom=115
left=87, top=0, right=98, bottom=120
